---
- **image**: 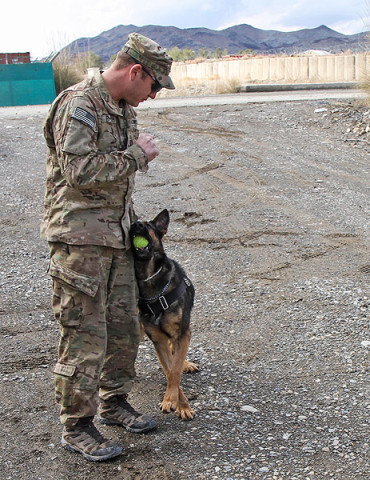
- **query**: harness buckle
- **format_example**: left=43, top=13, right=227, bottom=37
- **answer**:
left=159, top=296, right=169, bottom=310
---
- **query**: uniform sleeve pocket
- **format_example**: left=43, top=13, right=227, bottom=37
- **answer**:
left=49, top=257, right=100, bottom=297
left=62, top=117, right=96, bottom=156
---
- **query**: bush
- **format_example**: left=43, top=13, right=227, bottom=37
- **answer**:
left=53, top=56, right=83, bottom=94
left=168, top=47, right=196, bottom=61
left=215, top=78, right=241, bottom=94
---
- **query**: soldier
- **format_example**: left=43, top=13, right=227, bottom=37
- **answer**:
left=41, top=33, right=175, bottom=462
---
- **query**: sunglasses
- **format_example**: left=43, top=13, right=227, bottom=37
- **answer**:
left=140, top=64, right=162, bottom=93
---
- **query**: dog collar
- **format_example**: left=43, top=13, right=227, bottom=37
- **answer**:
left=143, top=266, right=163, bottom=283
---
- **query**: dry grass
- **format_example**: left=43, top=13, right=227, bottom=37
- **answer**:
left=53, top=53, right=84, bottom=95
left=158, top=78, right=215, bottom=97
left=215, top=78, right=241, bottom=94
left=53, top=62, right=83, bottom=95
left=158, top=76, right=243, bottom=97
left=361, top=79, right=370, bottom=106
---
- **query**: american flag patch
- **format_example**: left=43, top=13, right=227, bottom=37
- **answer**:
left=72, top=107, right=96, bottom=129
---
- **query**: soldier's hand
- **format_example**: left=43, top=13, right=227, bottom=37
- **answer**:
left=136, top=133, right=159, bottom=162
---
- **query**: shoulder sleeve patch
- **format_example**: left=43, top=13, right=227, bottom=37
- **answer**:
left=72, top=107, right=96, bottom=130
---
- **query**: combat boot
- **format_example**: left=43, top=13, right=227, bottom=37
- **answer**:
left=61, top=417, right=122, bottom=461
left=99, top=394, right=156, bottom=433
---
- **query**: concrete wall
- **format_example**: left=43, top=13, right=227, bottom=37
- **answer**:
left=170, top=53, right=370, bottom=85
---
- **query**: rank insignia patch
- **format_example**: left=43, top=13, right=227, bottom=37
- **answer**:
left=72, top=107, right=96, bottom=129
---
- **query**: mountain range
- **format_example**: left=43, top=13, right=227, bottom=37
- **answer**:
left=66, top=24, right=369, bottom=63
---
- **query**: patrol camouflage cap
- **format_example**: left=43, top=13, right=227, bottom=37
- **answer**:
left=122, top=32, right=175, bottom=90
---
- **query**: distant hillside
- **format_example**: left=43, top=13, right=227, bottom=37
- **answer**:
left=65, top=24, right=369, bottom=63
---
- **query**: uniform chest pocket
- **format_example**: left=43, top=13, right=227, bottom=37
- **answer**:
left=98, top=114, right=122, bottom=152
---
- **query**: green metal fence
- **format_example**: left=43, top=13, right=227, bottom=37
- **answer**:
left=0, top=63, right=56, bottom=107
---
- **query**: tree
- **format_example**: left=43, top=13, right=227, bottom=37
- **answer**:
left=75, top=51, right=104, bottom=73
left=168, top=47, right=184, bottom=62
left=238, top=48, right=253, bottom=56
left=107, top=54, right=117, bottom=67
left=183, top=48, right=196, bottom=61
left=198, top=47, right=211, bottom=59
left=214, top=47, right=227, bottom=58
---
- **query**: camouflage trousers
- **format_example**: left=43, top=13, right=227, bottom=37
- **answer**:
left=48, top=242, right=140, bottom=427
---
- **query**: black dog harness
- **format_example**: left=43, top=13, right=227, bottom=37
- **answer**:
left=138, top=276, right=192, bottom=320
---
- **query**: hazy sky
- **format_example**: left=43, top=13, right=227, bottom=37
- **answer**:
left=1, top=0, right=369, bottom=59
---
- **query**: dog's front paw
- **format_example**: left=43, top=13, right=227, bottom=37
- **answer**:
left=160, top=399, right=176, bottom=413
left=183, top=359, right=199, bottom=374
left=176, top=388, right=195, bottom=420
left=160, top=389, right=179, bottom=413
left=176, top=403, right=195, bottom=420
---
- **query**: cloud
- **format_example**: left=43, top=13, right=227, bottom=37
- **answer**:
left=333, top=18, right=370, bottom=35
left=0, top=0, right=368, bottom=59
left=218, top=0, right=369, bottom=34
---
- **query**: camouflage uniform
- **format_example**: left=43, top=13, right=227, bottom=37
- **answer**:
left=42, top=70, right=148, bottom=427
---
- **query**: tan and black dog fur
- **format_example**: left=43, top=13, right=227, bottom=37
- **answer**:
left=130, top=209, right=198, bottom=420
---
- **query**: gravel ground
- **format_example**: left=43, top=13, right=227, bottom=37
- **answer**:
left=0, top=94, right=369, bottom=480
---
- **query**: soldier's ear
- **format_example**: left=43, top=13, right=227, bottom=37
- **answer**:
left=129, top=64, right=141, bottom=81
left=153, top=209, right=169, bottom=237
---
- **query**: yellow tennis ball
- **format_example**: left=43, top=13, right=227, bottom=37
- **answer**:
left=133, top=235, right=149, bottom=249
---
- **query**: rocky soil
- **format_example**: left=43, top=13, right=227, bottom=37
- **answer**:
left=0, top=95, right=369, bottom=480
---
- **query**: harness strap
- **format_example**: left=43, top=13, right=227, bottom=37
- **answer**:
left=138, top=276, right=192, bottom=317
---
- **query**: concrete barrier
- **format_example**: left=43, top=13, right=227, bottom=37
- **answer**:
left=170, top=53, right=370, bottom=86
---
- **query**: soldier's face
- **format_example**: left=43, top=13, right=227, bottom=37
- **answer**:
left=125, top=65, right=158, bottom=107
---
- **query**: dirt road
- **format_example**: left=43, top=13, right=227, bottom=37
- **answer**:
left=0, top=93, right=369, bottom=480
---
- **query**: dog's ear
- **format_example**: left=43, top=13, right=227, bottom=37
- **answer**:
left=153, top=209, right=170, bottom=237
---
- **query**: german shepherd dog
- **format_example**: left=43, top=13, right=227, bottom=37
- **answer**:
left=130, top=209, right=198, bottom=420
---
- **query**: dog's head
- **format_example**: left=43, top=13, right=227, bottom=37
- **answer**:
left=130, top=209, right=170, bottom=261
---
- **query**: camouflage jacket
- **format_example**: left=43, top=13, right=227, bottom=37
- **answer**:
left=41, top=71, right=148, bottom=249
